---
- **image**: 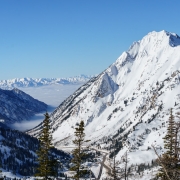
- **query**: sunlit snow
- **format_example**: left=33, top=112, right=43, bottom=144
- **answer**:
left=28, top=30, right=180, bottom=168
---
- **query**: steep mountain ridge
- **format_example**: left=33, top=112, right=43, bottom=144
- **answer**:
left=0, top=88, right=47, bottom=124
left=28, top=30, right=180, bottom=166
left=0, top=75, right=93, bottom=89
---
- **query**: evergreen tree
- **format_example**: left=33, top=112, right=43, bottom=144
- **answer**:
left=49, top=154, right=59, bottom=177
left=122, top=151, right=129, bottom=180
left=70, top=121, right=90, bottom=180
left=0, top=167, right=3, bottom=180
left=0, top=155, right=4, bottom=180
left=108, top=151, right=130, bottom=180
left=35, top=112, right=57, bottom=180
left=156, top=108, right=180, bottom=180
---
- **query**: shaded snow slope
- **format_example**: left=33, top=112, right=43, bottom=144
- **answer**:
left=0, top=88, right=47, bottom=124
left=0, top=127, right=70, bottom=176
left=28, top=30, right=180, bottom=166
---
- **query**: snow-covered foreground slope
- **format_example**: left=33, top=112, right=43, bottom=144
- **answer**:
left=28, top=30, right=180, bottom=167
left=0, top=75, right=93, bottom=89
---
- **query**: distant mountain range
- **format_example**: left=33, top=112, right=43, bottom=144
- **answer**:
left=0, top=75, right=94, bottom=89
left=28, top=30, right=180, bottom=166
left=0, top=88, right=47, bottom=124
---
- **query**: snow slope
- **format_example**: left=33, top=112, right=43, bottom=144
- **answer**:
left=0, top=88, right=47, bottom=125
left=28, top=30, right=180, bottom=167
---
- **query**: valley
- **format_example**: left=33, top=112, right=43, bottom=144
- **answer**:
left=10, top=84, right=83, bottom=131
left=1, top=0, right=180, bottom=178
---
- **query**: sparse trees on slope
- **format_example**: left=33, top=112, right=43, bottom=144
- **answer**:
left=108, top=155, right=121, bottom=180
left=70, top=120, right=90, bottom=180
left=154, top=108, right=180, bottom=180
left=122, top=151, right=129, bottom=180
left=108, top=151, right=129, bottom=180
left=35, top=112, right=57, bottom=179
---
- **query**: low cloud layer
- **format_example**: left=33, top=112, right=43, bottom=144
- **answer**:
left=10, top=84, right=82, bottom=131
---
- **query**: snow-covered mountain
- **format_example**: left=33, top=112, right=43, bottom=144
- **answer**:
left=28, top=30, right=180, bottom=166
left=0, top=75, right=93, bottom=89
left=0, top=88, right=47, bottom=124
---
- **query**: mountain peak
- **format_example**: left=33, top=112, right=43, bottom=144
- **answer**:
left=144, top=30, right=180, bottom=47
left=127, top=30, right=180, bottom=59
left=28, top=30, right=180, bottom=167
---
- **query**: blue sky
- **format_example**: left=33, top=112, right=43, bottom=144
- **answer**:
left=1, top=0, right=180, bottom=80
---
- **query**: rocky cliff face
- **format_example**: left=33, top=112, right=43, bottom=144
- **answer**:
left=28, top=30, right=180, bottom=165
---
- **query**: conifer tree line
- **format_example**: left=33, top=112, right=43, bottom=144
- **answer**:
left=0, top=127, right=40, bottom=176
left=32, top=109, right=180, bottom=180
left=0, top=114, right=69, bottom=177
left=35, top=115, right=91, bottom=180
left=2, top=108, right=180, bottom=179
left=105, top=108, right=180, bottom=180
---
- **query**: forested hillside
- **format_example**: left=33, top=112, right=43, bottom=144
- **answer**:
left=0, top=88, right=47, bottom=125
left=0, top=127, right=70, bottom=176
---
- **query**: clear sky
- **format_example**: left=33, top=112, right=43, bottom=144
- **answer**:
left=1, top=0, right=180, bottom=80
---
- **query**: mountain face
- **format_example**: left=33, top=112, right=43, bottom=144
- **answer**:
left=0, top=75, right=93, bottom=89
left=0, top=88, right=47, bottom=124
left=28, top=30, right=180, bottom=165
